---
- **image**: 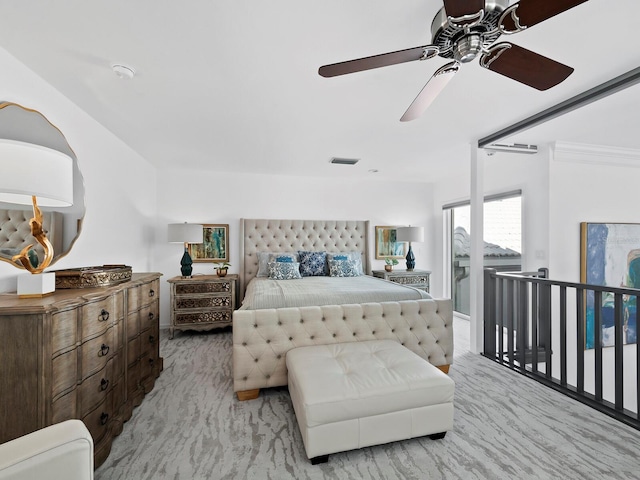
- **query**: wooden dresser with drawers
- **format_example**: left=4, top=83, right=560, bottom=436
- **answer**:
left=0, top=272, right=162, bottom=468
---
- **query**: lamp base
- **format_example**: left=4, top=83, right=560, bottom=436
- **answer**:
left=405, top=244, right=415, bottom=271
left=180, top=249, right=194, bottom=277
left=18, top=272, right=55, bottom=298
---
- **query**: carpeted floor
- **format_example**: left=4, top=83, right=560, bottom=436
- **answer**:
left=95, top=318, right=640, bottom=479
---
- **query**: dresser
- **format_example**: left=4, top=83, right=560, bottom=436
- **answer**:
left=372, top=269, right=431, bottom=292
left=0, top=272, right=162, bottom=468
left=168, top=274, right=237, bottom=339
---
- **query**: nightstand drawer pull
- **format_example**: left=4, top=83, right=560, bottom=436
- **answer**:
left=100, top=412, right=109, bottom=426
left=149, top=289, right=155, bottom=297
left=149, top=335, right=156, bottom=345
left=100, top=378, right=109, bottom=391
left=99, top=309, right=110, bottom=322
left=98, top=344, right=110, bottom=357
left=148, top=312, right=155, bottom=321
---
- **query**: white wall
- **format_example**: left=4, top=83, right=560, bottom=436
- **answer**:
left=549, top=142, right=640, bottom=281
left=0, top=48, right=157, bottom=292
left=155, top=168, right=435, bottom=326
left=549, top=142, right=640, bottom=411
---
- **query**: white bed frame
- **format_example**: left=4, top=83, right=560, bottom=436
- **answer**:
left=232, top=218, right=454, bottom=400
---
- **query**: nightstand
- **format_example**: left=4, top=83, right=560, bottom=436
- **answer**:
left=372, top=269, right=431, bottom=293
left=167, top=274, right=237, bottom=339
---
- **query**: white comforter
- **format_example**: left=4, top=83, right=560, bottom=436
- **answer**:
left=240, top=275, right=430, bottom=310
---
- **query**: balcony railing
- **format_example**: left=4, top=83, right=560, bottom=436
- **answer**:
left=483, top=268, right=639, bottom=430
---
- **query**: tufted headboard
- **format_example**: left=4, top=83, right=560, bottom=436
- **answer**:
left=0, top=208, right=63, bottom=267
left=240, top=219, right=370, bottom=298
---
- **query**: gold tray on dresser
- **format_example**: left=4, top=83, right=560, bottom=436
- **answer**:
left=54, top=264, right=133, bottom=289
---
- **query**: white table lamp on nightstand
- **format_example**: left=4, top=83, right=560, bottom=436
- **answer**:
left=168, top=222, right=203, bottom=278
left=396, top=226, right=424, bottom=271
left=0, top=139, right=74, bottom=297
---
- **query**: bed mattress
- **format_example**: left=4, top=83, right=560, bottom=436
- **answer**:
left=240, top=275, right=430, bottom=310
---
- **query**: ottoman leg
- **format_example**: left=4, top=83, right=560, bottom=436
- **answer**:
left=429, top=432, right=447, bottom=440
left=310, top=455, right=329, bottom=465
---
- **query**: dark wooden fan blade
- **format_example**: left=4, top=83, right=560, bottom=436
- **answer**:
left=502, top=0, right=588, bottom=31
left=443, top=0, right=485, bottom=19
left=481, top=43, right=573, bottom=91
left=318, top=46, right=433, bottom=78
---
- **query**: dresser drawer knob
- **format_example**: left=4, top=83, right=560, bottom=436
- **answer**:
left=148, top=312, right=155, bottom=321
left=100, top=378, right=110, bottom=391
left=99, top=309, right=110, bottom=322
left=149, top=358, right=155, bottom=367
left=98, top=344, right=110, bottom=357
left=100, top=412, right=109, bottom=426
left=149, top=289, right=155, bottom=297
left=149, top=335, right=156, bottom=344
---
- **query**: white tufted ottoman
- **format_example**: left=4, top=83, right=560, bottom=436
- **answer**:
left=286, top=339, right=455, bottom=464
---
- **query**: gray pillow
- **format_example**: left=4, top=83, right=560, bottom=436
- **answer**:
left=326, top=252, right=364, bottom=275
left=256, top=252, right=299, bottom=277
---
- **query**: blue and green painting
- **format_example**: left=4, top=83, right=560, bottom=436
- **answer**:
left=584, top=223, right=638, bottom=348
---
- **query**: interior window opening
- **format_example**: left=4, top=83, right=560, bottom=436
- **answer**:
left=447, top=194, right=522, bottom=316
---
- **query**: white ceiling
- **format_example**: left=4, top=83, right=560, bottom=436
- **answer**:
left=0, top=0, right=639, bottom=183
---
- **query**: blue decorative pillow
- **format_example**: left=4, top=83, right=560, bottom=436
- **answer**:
left=268, top=261, right=302, bottom=280
left=328, top=259, right=360, bottom=277
left=298, top=251, right=327, bottom=276
left=327, top=252, right=364, bottom=275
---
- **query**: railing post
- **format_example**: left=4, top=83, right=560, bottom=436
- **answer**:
left=484, top=268, right=497, bottom=358
left=517, top=279, right=527, bottom=369
left=614, top=293, right=624, bottom=411
left=537, top=268, right=552, bottom=376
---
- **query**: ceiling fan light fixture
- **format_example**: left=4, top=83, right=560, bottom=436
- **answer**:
left=112, top=64, right=135, bottom=80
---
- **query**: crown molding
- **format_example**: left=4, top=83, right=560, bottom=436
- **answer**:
left=552, top=141, right=640, bottom=168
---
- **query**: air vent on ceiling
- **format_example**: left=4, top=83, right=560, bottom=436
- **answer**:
left=330, top=157, right=360, bottom=165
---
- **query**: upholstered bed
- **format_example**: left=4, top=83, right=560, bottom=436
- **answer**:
left=232, top=219, right=454, bottom=400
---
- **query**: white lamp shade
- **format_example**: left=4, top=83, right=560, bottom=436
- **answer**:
left=168, top=223, right=203, bottom=243
left=396, top=226, right=424, bottom=243
left=0, top=139, right=74, bottom=207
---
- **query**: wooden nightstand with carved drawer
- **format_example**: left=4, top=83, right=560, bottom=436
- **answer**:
left=372, top=269, right=431, bottom=293
left=168, top=274, right=237, bottom=339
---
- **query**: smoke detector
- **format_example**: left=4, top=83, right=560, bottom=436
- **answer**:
left=112, top=64, right=135, bottom=80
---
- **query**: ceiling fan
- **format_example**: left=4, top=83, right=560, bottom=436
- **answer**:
left=318, top=0, right=589, bottom=121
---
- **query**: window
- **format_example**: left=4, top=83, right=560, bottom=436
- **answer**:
left=445, top=192, right=522, bottom=315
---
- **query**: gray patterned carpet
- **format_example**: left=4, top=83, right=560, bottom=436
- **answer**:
left=96, top=319, right=640, bottom=479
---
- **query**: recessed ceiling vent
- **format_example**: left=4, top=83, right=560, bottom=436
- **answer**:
left=330, top=157, right=359, bottom=165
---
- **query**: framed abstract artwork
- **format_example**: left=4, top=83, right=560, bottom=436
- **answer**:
left=580, top=222, right=639, bottom=348
left=375, top=225, right=406, bottom=260
left=188, top=224, right=229, bottom=262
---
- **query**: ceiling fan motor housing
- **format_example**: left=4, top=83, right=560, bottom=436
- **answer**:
left=431, top=0, right=509, bottom=61
left=454, top=34, right=483, bottom=63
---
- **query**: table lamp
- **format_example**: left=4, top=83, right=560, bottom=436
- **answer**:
left=396, top=226, right=424, bottom=271
left=0, top=139, right=74, bottom=297
left=168, top=223, right=203, bottom=277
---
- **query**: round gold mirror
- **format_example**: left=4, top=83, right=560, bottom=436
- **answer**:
left=0, top=102, right=85, bottom=269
